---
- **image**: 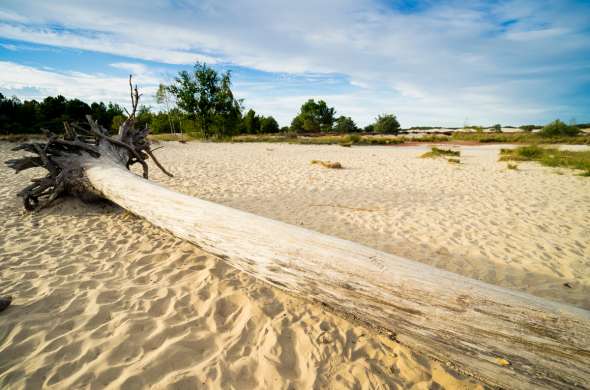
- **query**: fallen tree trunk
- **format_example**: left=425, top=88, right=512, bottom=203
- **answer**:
left=6, top=82, right=590, bottom=389
left=84, top=158, right=590, bottom=389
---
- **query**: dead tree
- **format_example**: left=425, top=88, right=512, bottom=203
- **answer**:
left=5, top=80, right=590, bottom=389
left=5, top=75, right=172, bottom=211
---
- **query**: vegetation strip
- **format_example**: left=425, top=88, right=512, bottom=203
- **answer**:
left=499, top=145, right=590, bottom=176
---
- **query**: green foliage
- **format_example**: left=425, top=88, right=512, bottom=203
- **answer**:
left=467, top=125, right=484, bottom=132
left=334, top=116, right=359, bottom=133
left=364, top=124, right=374, bottom=133
left=502, top=145, right=544, bottom=160
left=0, top=92, right=123, bottom=134
left=168, top=62, right=242, bottom=138
left=111, top=115, right=126, bottom=131
left=507, top=163, right=518, bottom=170
left=519, top=125, right=541, bottom=132
left=260, top=116, right=279, bottom=133
left=421, top=147, right=460, bottom=158
left=452, top=131, right=590, bottom=145
left=242, top=109, right=261, bottom=134
left=447, top=158, right=461, bottom=164
left=373, top=114, right=401, bottom=134
left=290, top=99, right=335, bottom=133
left=240, top=109, right=279, bottom=134
left=492, top=124, right=502, bottom=132
left=540, top=119, right=580, bottom=137
left=500, top=146, right=590, bottom=176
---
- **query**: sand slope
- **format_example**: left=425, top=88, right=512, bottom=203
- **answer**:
left=0, top=142, right=481, bottom=389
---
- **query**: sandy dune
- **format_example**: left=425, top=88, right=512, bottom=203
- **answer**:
left=2, top=140, right=589, bottom=388
left=148, top=142, right=590, bottom=308
left=0, top=142, right=482, bottom=389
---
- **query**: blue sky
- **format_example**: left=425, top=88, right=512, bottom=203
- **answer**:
left=0, top=0, right=589, bottom=127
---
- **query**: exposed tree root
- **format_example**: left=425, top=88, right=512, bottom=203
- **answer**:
left=5, top=76, right=173, bottom=211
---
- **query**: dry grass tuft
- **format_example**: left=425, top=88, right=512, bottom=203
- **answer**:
left=421, top=147, right=460, bottom=159
left=311, top=160, right=343, bottom=169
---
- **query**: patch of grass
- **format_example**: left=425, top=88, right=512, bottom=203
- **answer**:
left=507, top=163, right=518, bottom=170
left=500, top=145, right=590, bottom=176
left=499, top=145, right=544, bottom=161
left=452, top=131, right=590, bottom=145
left=311, top=160, right=343, bottom=169
left=0, top=133, right=45, bottom=142
left=447, top=158, right=461, bottom=164
left=421, top=147, right=460, bottom=158
left=149, top=133, right=199, bottom=142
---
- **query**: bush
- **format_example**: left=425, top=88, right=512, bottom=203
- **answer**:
left=519, top=125, right=541, bottom=132
left=500, top=145, right=590, bottom=176
left=334, top=116, right=359, bottom=133
left=540, top=120, right=580, bottom=137
left=421, top=147, right=460, bottom=158
left=260, top=116, right=279, bottom=133
left=373, top=114, right=401, bottom=134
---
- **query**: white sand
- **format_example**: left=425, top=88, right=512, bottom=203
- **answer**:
left=2, top=140, right=589, bottom=388
left=148, top=142, right=590, bottom=308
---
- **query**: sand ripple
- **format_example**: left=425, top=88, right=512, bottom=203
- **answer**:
left=0, top=142, right=480, bottom=389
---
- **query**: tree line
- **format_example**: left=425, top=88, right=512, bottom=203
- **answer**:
left=0, top=62, right=402, bottom=137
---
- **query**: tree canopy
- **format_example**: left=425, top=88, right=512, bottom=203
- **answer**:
left=168, top=62, right=242, bottom=138
left=373, top=114, right=401, bottom=134
left=0, top=93, right=124, bottom=134
left=291, top=99, right=335, bottom=133
left=334, top=116, right=359, bottom=133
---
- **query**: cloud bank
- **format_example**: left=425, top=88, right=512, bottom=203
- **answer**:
left=1, top=0, right=589, bottom=126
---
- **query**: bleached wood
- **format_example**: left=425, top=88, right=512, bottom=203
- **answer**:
left=82, top=153, right=590, bottom=390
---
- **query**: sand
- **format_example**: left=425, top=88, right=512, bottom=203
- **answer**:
left=1, top=141, right=589, bottom=389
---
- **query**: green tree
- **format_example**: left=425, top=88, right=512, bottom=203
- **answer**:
left=492, top=124, right=502, bottom=132
left=291, top=99, right=335, bottom=133
left=135, top=105, right=153, bottom=129
left=242, top=109, right=261, bottom=134
left=373, top=114, right=400, bottom=134
left=334, top=116, right=358, bottom=133
left=214, top=71, right=243, bottom=137
left=155, top=83, right=178, bottom=135
left=65, top=99, right=91, bottom=122
left=111, top=115, right=126, bottom=131
left=168, top=62, right=241, bottom=138
left=260, top=116, right=279, bottom=133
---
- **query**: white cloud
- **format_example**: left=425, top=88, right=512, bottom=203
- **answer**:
left=0, top=0, right=589, bottom=126
left=110, top=62, right=151, bottom=77
left=0, top=61, right=159, bottom=109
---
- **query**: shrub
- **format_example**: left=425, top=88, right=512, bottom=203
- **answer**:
left=334, top=116, right=359, bottom=133
left=500, top=145, right=590, bottom=176
left=373, top=114, right=401, bottom=134
left=540, top=120, right=580, bottom=137
left=519, top=125, right=540, bottom=132
left=421, top=147, right=460, bottom=158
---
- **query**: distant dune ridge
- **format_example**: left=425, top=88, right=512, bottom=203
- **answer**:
left=1, top=141, right=589, bottom=388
